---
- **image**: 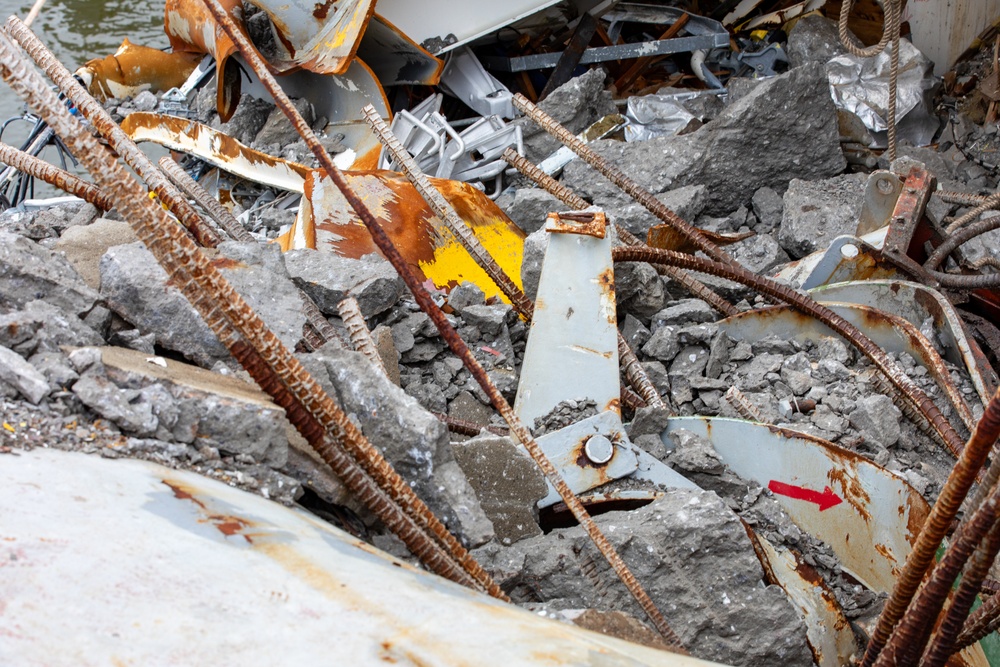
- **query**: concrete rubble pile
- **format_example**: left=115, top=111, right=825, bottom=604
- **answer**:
left=6, top=1, right=1000, bottom=666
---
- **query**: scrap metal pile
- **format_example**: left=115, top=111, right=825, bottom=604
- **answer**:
left=6, top=0, right=1000, bottom=666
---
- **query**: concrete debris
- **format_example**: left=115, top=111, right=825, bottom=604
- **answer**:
left=285, top=249, right=404, bottom=318
left=562, top=63, right=845, bottom=215
left=9, top=8, right=1000, bottom=664
left=474, top=490, right=815, bottom=666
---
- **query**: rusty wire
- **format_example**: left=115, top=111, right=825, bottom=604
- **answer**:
left=0, top=140, right=113, bottom=210
left=198, top=0, right=686, bottom=650
left=4, top=17, right=221, bottom=249
left=938, top=190, right=990, bottom=207
left=0, top=18, right=504, bottom=600
left=337, top=296, right=388, bottom=375
left=512, top=94, right=733, bottom=266
left=158, top=155, right=253, bottom=242
left=500, top=149, right=738, bottom=319
left=926, top=214, right=1000, bottom=271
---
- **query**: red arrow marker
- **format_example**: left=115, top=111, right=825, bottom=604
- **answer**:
left=768, top=480, right=843, bottom=511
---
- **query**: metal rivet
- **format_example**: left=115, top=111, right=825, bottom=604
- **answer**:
left=584, top=435, right=614, bottom=464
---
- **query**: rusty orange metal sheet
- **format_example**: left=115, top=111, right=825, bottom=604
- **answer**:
left=647, top=224, right=752, bottom=254
left=76, top=39, right=203, bottom=101
left=290, top=170, right=525, bottom=300
left=165, top=0, right=245, bottom=120
left=120, top=113, right=525, bottom=301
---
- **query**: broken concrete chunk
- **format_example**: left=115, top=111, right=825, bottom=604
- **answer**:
left=447, top=282, right=485, bottom=312
left=787, top=15, right=847, bottom=69
left=751, top=186, right=784, bottom=232
left=519, top=68, right=617, bottom=162
left=519, top=227, right=548, bottom=301
left=100, top=242, right=230, bottom=366
left=729, top=233, right=790, bottom=274
left=213, top=94, right=272, bottom=145
left=0, top=344, right=50, bottom=404
left=459, top=304, right=510, bottom=338
left=501, top=188, right=564, bottom=234
left=436, top=460, right=496, bottom=548
left=72, top=346, right=290, bottom=466
left=28, top=351, right=79, bottom=389
left=54, top=218, right=138, bottom=290
left=650, top=299, right=716, bottom=329
left=0, top=231, right=99, bottom=316
left=563, top=63, right=845, bottom=215
left=452, top=434, right=547, bottom=545
left=641, top=326, right=681, bottom=362
left=302, top=348, right=464, bottom=534
left=214, top=241, right=307, bottom=353
left=611, top=185, right=708, bottom=236
left=0, top=300, right=103, bottom=356
left=667, top=428, right=725, bottom=474
left=778, top=173, right=868, bottom=259
left=255, top=97, right=315, bottom=147
left=615, top=262, right=666, bottom=319
left=474, top=490, right=813, bottom=666
left=285, top=249, right=403, bottom=318
left=849, top=394, right=902, bottom=447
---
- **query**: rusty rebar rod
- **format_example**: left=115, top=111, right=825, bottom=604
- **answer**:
left=0, top=140, right=113, bottom=210
left=512, top=94, right=734, bottom=266
left=926, top=214, right=1000, bottom=271
left=0, top=20, right=500, bottom=599
left=4, top=18, right=221, bottom=249
left=724, top=386, right=766, bottom=422
left=609, top=243, right=988, bottom=666
left=501, top=147, right=738, bottom=318
left=198, top=0, right=686, bottom=650
left=158, top=156, right=253, bottom=242
left=945, top=190, right=1000, bottom=234
left=873, top=452, right=1000, bottom=665
left=939, top=190, right=989, bottom=207
left=337, top=296, right=388, bottom=376
left=956, top=579, right=1000, bottom=650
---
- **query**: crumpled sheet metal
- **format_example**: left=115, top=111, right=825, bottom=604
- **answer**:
left=76, top=38, right=203, bottom=101
left=826, top=37, right=939, bottom=146
left=296, top=170, right=526, bottom=300
left=120, top=113, right=525, bottom=301
left=164, top=0, right=377, bottom=121
left=0, top=447, right=724, bottom=667
left=164, top=0, right=245, bottom=121
left=624, top=95, right=697, bottom=142
left=356, top=14, right=444, bottom=87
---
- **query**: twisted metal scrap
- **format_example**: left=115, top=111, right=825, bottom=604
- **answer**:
left=0, top=20, right=502, bottom=599
left=0, top=140, right=113, bottom=210
left=197, top=0, right=686, bottom=650
left=4, top=17, right=220, bottom=249
left=945, top=189, right=1000, bottom=234
left=608, top=245, right=987, bottom=666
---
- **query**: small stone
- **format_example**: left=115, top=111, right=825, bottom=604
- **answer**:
left=650, top=299, right=716, bottom=329
left=667, top=428, right=725, bottom=474
left=501, top=188, right=563, bottom=234
left=447, top=282, right=485, bottom=312
left=285, top=249, right=404, bottom=318
left=132, top=90, right=158, bottom=112
left=642, top=327, right=681, bottom=362
left=669, top=346, right=709, bottom=377
left=459, top=304, right=510, bottom=338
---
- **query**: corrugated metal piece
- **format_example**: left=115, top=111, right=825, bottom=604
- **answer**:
left=0, top=447, right=724, bottom=666
left=514, top=211, right=619, bottom=425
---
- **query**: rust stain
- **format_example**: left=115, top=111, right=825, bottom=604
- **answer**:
left=873, top=542, right=897, bottom=563
left=210, top=257, right=248, bottom=271
left=826, top=466, right=872, bottom=523
left=163, top=479, right=254, bottom=544
left=313, top=0, right=337, bottom=20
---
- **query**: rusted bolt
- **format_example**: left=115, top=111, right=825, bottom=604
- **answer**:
left=584, top=435, right=615, bottom=464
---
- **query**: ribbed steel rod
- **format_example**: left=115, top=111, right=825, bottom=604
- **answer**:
left=0, top=140, right=113, bottom=210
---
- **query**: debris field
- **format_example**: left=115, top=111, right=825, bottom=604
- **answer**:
left=4, top=0, right=1000, bottom=665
